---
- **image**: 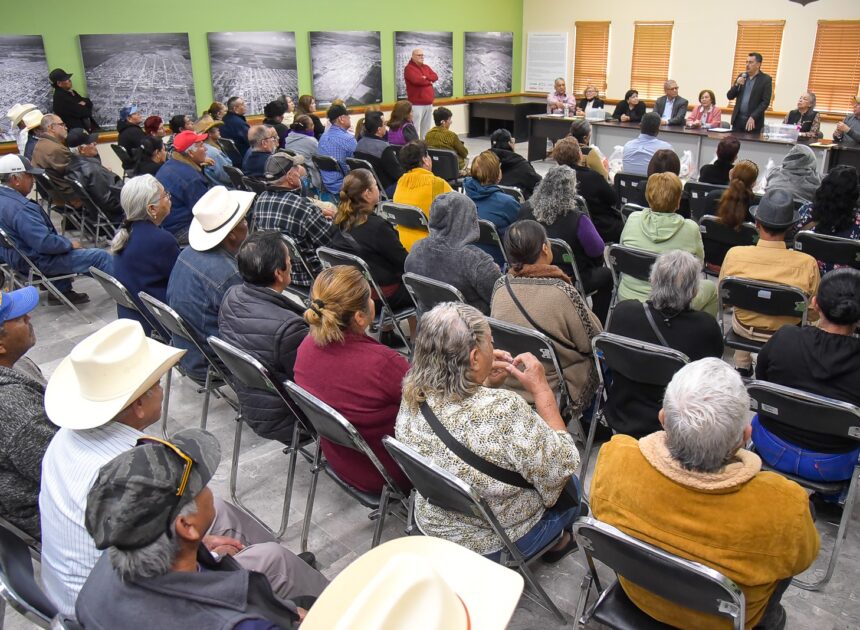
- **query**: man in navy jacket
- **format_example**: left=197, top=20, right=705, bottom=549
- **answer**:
left=221, top=97, right=250, bottom=167
left=156, top=131, right=211, bottom=244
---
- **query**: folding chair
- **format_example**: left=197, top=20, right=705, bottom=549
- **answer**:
left=109, top=143, right=137, bottom=179
left=620, top=203, right=644, bottom=222
left=284, top=381, right=410, bottom=551
left=346, top=157, right=390, bottom=201
left=50, top=616, right=83, bottom=630
left=0, top=525, right=58, bottom=628
left=548, top=238, right=594, bottom=299
left=66, top=178, right=119, bottom=247
left=497, top=184, right=525, bottom=204
left=312, top=155, right=345, bottom=196
left=582, top=333, right=689, bottom=482
left=699, top=216, right=757, bottom=276
left=572, top=516, right=745, bottom=629
left=0, top=227, right=90, bottom=323
left=476, top=219, right=509, bottom=267
left=487, top=317, right=584, bottom=440
left=376, top=201, right=429, bottom=236
left=402, top=271, right=464, bottom=315
left=427, top=148, right=464, bottom=190
left=794, top=231, right=860, bottom=271
left=242, top=176, right=267, bottom=194
left=218, top=137, right=242, bottom=165
left=685, top=181, right=727, bottom=223
left=717, top=277, right=809, bottom=354
left=747, top=380, right=860, bottom=590
left=88, top=266, right=167, bottom=340
left=382, top=436, right=568, bottom=623
left=223, top=165, right=248, bottom=191
left=614, top=172, right=648, bottom=207
left=604, top=244, right=659, bottom=326
left=279, top=234, right=315, bottom=298
left=137, top=292, right=237, bottom=436
left=33, top=173, right=85, bottom=238
left=208, top=337, right=314, bottom=538
left=316, top=246, right=415, bottom=352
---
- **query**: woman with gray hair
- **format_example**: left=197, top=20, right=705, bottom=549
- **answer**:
left=396, top=301, right=583, bottom=563
left=605, top=250, right=723, bottom=437
left=567, top=118, right=609, bottom=180
left=518, top=165, right=613, bottom=323
left=111, top=174, right=180, bottom=335
left=783, top=91, right=822, bottom=139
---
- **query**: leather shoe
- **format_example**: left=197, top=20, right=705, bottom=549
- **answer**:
left=298, top=551, right=316, bottom=567
left=47, top=290, right=90, bottom=305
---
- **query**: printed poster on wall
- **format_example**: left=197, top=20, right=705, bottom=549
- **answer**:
left=309, top=31, right=382, bottom=107
left=525, top=33, right=568, bottom=93
left=464, top=32, right=514, bottom=96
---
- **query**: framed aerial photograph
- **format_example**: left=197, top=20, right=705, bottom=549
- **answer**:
left=0, top=35, right=51, bottom=142
left=309, top=31, right=382, bottom=107
left=464, top=32, right=514, bottom=96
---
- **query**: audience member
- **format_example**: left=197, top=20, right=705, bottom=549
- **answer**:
left=491, top=220, right=602, bottom=415
left=646, top=149, right=680, bottom=176
left=194, top=116, right=232, bottom=186
left=392, top=140, right=453, bottom=250
left=621, top=113, right=673, bottom=176
left=76, top=428, right=311, bottom=628
left=489, top=128, right=542, bottom=199
left=66, top=128, right=123, bottom=221
left=618, top=172, right=717, bottom=315
left=257, top=153, right=338, bottom=289
left=796, top=165, right=860, bottom=273
left=156, top=130, right=211, bottom=242
left=606, top=250, right=723, bottom=437
left=387, top=100, right=419, bottom=146
left=685, top=89, right=722, bottom=129
left=278, top=94, right=296, bottom=126
left=242, top=124, right=278, bottom=178
left=518, top=165, right=613, bottom=323
left=424, top=106, right=469, bottom=171
left=135, top=136, right=166, bottom=177
left=552, top=137, right=621, bottom=243
left=318, top=103, right=356, bottom=196
left=699, top=136, right=741, bottom=185
left=116, top=105, right=145, bottom=159
left=546, top=77, right=575, bottom=115
left=766, top=143, right=821, bottom=203
left=590, top=358, right=818, bottom=628
left=284, top=115, right=322, bottom=190
left=576, top=85, right=604, bottom=116
left=720, top=188, right=821, bottom=376
left=404, top=48, right=438, bottom=138
left=263, top=99, right=289, bottom=147
left=727, top=52, right=773, bottom=133
left=713, top=159, right=758, bottom=229
left=221, top=96, right=250, bottom=165
left=567, top=119, right=609, bottom=181
left=21, top=110, right=43, bottom=161
left=296, top=95, right=325, bottom=139
left=143, top=115, right=165, bottom=138
left=295, top=266, right=412, bottom=493
left=784, top=91, right=822, bottom=139
left=611, top=89, right=646, bottom=123
left=49, top=68, right=95, bottom=131
left=833, top=95, right=860, bottom=146
left=31, top=113, right=79, bottom=204
left=0, top=154, right=112, bottom=305
left=405, top=192, right=501, bottom=314
left=396, top=302, right=583, bottom=562
left=354, top=110, right=403, bottom=196
left=218, top=230, right=308, bottom=444
left=165, top=114, right=192, bottom=154
left=167, top=186, right=252, bottom=379
left=206, top=101, right=227, bottom=121
left=652, top=80, right=688, bottom=126
left=111, top=175, right=180, bottom=335
left=463, top=150, right=520, bottom=267
left=0, top=287, right=56, bottom=540
left=6, top=103, right=37, bottom=155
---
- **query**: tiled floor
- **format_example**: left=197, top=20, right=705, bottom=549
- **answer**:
left=3, top=136, right=859, bottom=628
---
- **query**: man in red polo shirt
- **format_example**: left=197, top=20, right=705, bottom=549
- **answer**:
left=404, top=48, right=438, bottom=139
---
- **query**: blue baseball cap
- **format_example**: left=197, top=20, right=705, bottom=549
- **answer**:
left=0, top=287, right=39, bottom=324
left=119, top=105, right=139, bottom=120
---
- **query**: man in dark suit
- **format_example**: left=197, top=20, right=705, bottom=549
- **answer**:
left=727, top=52, right=773, bottom=133
left=652, top=80, right=688, bottom=126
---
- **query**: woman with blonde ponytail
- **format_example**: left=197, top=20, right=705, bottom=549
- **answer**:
left=111, top=174, right=180, bottom=335
left=294, top=265, right=412, bottom=494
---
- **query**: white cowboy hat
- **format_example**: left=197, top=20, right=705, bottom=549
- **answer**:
left=6, top=103, right=36, bottom=126
left=45, top=319, right=185, bottom=430
left=187, top=186, right=255, bottom=252
left=301, top=536, right=524, bottom=630
left=22, top=110, right=43, bottom=131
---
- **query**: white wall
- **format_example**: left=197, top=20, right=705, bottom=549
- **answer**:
left=522, top=0, right=860, bottom=136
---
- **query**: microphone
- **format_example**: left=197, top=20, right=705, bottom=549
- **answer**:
left=741, top=72, right=748, bottom=79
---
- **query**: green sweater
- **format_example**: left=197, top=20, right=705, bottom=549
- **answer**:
left=424, top=126, right=468, bottom=170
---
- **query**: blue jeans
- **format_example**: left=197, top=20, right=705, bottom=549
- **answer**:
left=38, top=247, right=113, bottom=293
left=751, top=416, right=860, bottom=483
left=484, top=477, right=582, bottom=562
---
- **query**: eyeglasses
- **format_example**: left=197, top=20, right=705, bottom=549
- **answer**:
left=50, top=121, right=67, bottom=128
left=136, top=436, right=194, bottom=497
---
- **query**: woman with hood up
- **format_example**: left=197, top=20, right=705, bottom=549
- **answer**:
left=765, top=144, right=821, bottom=203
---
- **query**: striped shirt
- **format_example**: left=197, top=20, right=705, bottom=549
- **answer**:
left=317, top=125, right=356, bottom=194
left=39, top=422, right=144, bottom=615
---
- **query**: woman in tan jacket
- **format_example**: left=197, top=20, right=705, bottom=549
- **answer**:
left=490, top=219, right=602, bottom=417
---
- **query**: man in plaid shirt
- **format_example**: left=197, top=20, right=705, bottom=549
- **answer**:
left=318, top=103, right=356, bottom=196
left=254, top=153, right=337, bottom=289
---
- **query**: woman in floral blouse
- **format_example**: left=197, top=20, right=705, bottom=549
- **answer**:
left=395, top=302, right=582, bottom=562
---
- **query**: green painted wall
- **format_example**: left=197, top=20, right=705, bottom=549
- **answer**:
left=2, top=0, right=523, bottom=111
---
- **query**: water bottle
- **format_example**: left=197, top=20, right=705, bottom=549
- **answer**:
left=563, top=104, right=569, bottom=118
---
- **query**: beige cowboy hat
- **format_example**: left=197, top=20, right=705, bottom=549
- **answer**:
left=194, top=115, right=223, bottom=134
left=22, top=110, right=44, bottom=131
left=45, top=319, right=185, bottom=430
left=187, top=185, right=255, bottom=252
left=6, top=103, right=37, bottom=126
left=301, top=536, right=524, bottom=630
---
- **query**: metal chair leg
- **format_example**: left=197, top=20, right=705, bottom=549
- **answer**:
left=579, top=383, right=604, bottom=494
left=572, top=573, right=593, bottom=629
left=160, top=368, right=173, bottom=439
left=517, top=560, right=568, bottom=623
left=276, top=423, right=302, bottom=538
left=300, top=439, right=323, bottom=553
left=371, top=487, right=391, bottom=548
left=200, top=369, right=212, bottom=429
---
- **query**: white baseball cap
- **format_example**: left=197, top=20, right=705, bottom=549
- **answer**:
left=0, top=154, right=44, bottom=176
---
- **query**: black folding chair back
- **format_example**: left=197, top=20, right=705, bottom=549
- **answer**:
left=699, top=216, right=757, bottom=273
left=572, top=517, right=745, bottom=630
left=621, top=203, right=645, bottom=222
left=402, top=272, right=464, bottom=315
left=280, top=234, right=316, bottom=287
left=377, top=201, right=429, bottom=232
left=110, top=143, right=138, bottom=178
left=794, top=231, right=860, bottom=270
left=345, top=158, right=390, bottom=200
left=242, top=176, right=267, bottom=193
left=88, top=266, right=166, bottom=339
left=548, top=238, right=591, bottom=297
left=497, top=185, right=524, bottom=204
left=312, top=155, right=345, bottom=195
left=614, top=172, right=648, bottom=207
left=219, top=137, right=242, bottom=165
left=604, top=244, right=659, bottom=325
left=685, top=181, right=727, bottom=222
left=66, top=178, right=118, bottom=246
left=427, top=148, right=463, bottom=189
left=223, top=165, right=247, bottom=191
left=476, top=219, right=509, bottom=266
left=0, top=525, right=57, bottom=627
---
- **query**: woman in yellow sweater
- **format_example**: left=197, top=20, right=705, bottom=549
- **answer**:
left=392, top=141, right=452, bottom=250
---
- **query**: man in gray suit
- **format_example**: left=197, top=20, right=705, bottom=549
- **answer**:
left=652, top=80, right=688, bottom=126
left=727, top=52, right=773, bottom=133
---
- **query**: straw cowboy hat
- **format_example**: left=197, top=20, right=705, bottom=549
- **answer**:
left=187, top=185, right=255, bottom=252
left=301, top=536, right=524, bottom=630
left=22, top=110, right=44, bottom=131
left=194, top=115, right=223, bottom=134
left=45, top=320, right=185, bottom=430
left=6, top=103, right=37, bottom=126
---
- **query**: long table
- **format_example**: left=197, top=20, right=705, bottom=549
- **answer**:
left=527, top=115, right=832, bottom=175
left=468, top=97, right=548, bottom=142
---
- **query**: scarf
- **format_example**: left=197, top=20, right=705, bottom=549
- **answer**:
left=508, top=263, right=572, bottom=285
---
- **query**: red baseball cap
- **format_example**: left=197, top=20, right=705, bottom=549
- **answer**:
left=173, top=130, right=208, bottom=153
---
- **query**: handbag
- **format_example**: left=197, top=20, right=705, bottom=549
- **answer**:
left=419, top=401, right=580, bottom=512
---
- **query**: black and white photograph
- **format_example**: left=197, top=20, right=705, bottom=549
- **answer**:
left=79, top=33, right=196, bottom=129
left=208, top=31, right=297, bottom=115
left=464, top=31, right=514, bottom=96
left=0, top=35, right=51, bottom=142
left=309, top=31, right=382, bottom=107
left=395, top=31, right=453, bottom=100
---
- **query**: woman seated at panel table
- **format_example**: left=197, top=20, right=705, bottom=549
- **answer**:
left=685, top=89, right=722, bottom=129
left=575, top=85, right=605, bottom=116
left=611, top=89, right=646, bottom=123
left=783, top=92, right=822, bottom=140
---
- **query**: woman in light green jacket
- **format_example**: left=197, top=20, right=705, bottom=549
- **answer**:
left=617, top=172, right=718, bottom=316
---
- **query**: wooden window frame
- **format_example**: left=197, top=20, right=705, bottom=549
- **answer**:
left=573, top=21, right=611, bottom=99
left=729, top=20, right=785, bottom=111
left=630, top=21, right=674, bottom=101
left=807, top=20, right=860, bottom=114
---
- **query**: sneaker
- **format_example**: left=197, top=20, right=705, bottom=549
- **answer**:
left=47, top=290, right=90, bottom=305
left=540, top=531, right=578, bottom=564
left=298, top=551, right=316, bottom=567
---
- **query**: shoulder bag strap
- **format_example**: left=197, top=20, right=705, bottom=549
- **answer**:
left=642, top=302, right=670, bottom=347
left=419, top=401, right=532, bottom=489
left=504, top=276, right=579, bottom=352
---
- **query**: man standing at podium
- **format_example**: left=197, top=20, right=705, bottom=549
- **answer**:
left=727, top=52, right=773, bottom=134
left=404, top=49, right=438, bottom=139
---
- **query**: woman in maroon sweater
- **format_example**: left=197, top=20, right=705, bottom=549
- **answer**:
left=293, top=265, right=411, bottom=493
